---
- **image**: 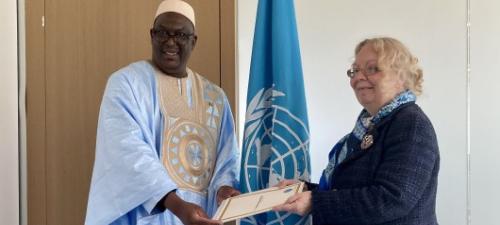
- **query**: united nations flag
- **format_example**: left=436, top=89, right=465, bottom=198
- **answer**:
left=240, top=0, right=311, bottom=224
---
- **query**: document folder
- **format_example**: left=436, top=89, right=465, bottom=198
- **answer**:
left=212, top=182, right=305, bottom=223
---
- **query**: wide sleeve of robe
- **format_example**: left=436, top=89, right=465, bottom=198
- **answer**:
left=206, top=94, right=240, bottom=216
left=85, top=62, right=176, bottom=225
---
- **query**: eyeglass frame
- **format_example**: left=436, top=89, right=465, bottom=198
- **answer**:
left=151, top=28, right=195, bottom=44
left=346, top=63, right=381, bottom=78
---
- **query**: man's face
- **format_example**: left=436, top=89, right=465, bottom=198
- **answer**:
left=151, top=12, right=197, bottom=77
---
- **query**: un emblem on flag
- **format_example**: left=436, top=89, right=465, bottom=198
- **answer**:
left=242, top=87, right=311, bottom=225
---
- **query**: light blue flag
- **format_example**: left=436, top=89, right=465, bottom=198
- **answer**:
left=240, top=0, right=311, bottom=224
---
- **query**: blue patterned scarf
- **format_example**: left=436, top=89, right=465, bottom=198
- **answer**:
left=319, top=90, right=416, bottom=190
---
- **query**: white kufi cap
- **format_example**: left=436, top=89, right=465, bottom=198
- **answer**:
left=155, top=0, right=195, bottom=27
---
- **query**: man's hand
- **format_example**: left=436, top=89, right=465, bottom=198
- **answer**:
left=272, top=191, right=312, bottom=216
left=164, top=192, right=222, bottom=225
left=176, top=201, right=222, bottom=225
left=216, top=186, right=240, bottom=206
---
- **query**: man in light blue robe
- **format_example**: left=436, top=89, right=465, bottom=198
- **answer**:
left=85, top=1, right=240, bottom=224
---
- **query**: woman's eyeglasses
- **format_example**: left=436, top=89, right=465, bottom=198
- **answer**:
left=346, top=65, right=381, bottom=78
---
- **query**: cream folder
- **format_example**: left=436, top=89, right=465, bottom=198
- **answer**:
left=212, top=182, right=305, bottom=223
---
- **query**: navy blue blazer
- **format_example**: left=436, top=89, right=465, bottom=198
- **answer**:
left=309, top=102, right=440, bottom=225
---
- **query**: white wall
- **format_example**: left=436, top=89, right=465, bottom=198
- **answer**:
left=237, top=0, right=498, bottom=224
left=471, top=0, right=500, bottom=224
left=0, top=0, right=20, bottom=224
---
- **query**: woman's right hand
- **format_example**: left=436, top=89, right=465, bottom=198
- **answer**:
left=273, top=191, right=312, bottom=216
left=164, top=192, right=222, bottom=225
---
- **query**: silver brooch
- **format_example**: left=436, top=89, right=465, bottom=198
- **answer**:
left=360, top=134, right=374, bottom=150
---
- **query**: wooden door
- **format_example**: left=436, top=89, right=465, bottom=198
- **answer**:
left=26, top=0, right=236, bottom=224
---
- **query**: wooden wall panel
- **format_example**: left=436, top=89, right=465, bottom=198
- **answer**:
left=186, top=0, right=221, bottom=85
left=44, top=0, right=89, bottom=223
left=221, top=0, right=237, bottom=118
left=25, top=0, right=47, bottom=224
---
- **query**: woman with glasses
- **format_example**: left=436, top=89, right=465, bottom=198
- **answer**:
left=274, top=37, right=440, bottom=225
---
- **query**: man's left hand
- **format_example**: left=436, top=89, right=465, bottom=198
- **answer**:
left=216, top=186, right=240, bottom=206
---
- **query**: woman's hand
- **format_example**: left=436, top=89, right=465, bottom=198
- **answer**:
left=164, top=192, right=222, bottom=225
left=273, top=191, right=312, bottom=216
left=216, top=185, right=240, bottom=206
